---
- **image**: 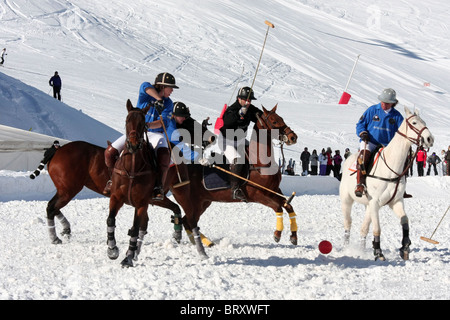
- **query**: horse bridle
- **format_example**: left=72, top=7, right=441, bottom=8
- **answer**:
left=396, top=114, right=429, bottom=146
left=368, top=114, right=429, bottom=204
left=256, top=110, right=295, bottom=144
left=125, top=110, right=148, bottom=153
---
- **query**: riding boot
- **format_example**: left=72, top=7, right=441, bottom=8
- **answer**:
left=355, top=150, right=371, bottom=197
left=230, top=160, right=247, bottom=202
left=103, top=145, right=119, bottom=195
left=153, top=147, right=170, bottom=200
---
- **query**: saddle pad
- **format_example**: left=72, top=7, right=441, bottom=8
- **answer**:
left=202, top=165, right=231, bottom=190
left=348, top=148, right=384, bottom=173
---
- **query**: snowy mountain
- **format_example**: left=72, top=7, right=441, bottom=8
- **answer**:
left=0, top=0, right=449, bottom=301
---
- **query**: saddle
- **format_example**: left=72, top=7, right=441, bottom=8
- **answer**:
left=349, top=145, right=384, bottom=175
left=202, top=153, right=250, bottom=191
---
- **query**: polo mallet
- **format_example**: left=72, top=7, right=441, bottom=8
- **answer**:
left=420, top=204, right=450, bottom=245
left=158, top=113, right=190, bottom=188
left=247, top=20, right=275, bottom=101
left=212, top=164, right=295, bottom=207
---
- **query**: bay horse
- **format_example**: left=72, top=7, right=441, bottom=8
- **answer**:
left=106, top=100, right=158, bottom=267
left=44, top=104, right=182, bottom=246
left=166, top=104, right=298, bottom=258
left=340, top=106, right=434, bottom=261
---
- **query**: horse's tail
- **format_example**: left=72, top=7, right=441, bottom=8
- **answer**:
left=29, top=143, right=59, bottom=179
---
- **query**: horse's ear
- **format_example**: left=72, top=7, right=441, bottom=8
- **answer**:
left=262, top=105, right=269, bottom=114
left=271, top=103, right=278, bottom=113
left=404, top=105, right=412, bottom=117
left=126, top=99, right=133, bottom=112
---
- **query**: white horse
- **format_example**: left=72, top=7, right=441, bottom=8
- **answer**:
left=340, top=106, right=434, bottom=261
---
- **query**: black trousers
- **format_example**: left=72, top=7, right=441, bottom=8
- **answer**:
left=53, top=86, right=61, bottom=100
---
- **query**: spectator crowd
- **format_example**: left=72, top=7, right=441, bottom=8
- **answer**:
left=281, top=145, right=450, bottom=179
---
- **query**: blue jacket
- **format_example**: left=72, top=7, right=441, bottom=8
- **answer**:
left=356, top=103, right=404, bottom=146
left=49, top=75, right=62, bottom=87
left=165, top=118, right=199, bottom=162
left=136, top=82, right=173, bottom=133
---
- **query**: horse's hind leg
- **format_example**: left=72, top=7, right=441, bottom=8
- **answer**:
left=46, top=194, right=72, bottom=244
left=280, top=203, right=298, bottom=245
left=341, top=196, right=353, bottom=247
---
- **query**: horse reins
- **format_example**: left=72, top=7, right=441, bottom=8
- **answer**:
left=255, top=111, right=293, bottom=170
left=367, top=114, right=428, bottom=204
left=114, top=110, right=154, bottom=206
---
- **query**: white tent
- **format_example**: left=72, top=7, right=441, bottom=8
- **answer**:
left=0, top=124, right=70, bottom=171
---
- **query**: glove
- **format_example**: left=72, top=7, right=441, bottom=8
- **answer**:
left=239, top=107, right=248, bottom=118
left=154, top=100, right=165, bottom=114
left=359, top=131, right=369, bottom=142
left=198, top=157, right=212, bottom=166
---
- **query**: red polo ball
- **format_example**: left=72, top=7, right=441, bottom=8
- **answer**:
left=319, top=240, right=332, bottom=254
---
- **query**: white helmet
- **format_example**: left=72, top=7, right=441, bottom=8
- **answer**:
left=378, top=88, right=398, bottom=104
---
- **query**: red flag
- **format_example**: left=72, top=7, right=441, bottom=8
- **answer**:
left=214, top=104, right=227, bottom=134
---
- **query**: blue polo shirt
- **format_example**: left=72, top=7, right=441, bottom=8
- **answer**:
left=136, top=82, right=173, bottom=133
left=356, top=103, right=404, bottom=146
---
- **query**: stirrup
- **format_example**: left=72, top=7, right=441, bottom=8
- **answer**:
left=354, top=184, right=366, bottom=197
left=103, top=180, right=112, bottom=195
left=152, top=186, right=164, bottom=201
left=232, top=188, right=247, bottom=202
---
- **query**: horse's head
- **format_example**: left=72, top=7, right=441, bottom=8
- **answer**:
left=125, top=99, right=150, bottom=152
left=401, top=106, right=434, bottom=148
left=256, top=104, right=298, bottom=145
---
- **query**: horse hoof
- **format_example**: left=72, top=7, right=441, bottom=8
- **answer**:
left=107, top=246, right=119, bottom=260
left=60, top=228, right=71, bottom=237
left=374, top=249, right=385, bottom=261
left=51, top=237, right=62, bottom=245
left=290, top=235, right=297, bottom=245
left=121, top=256, right=134, bottom=267
left=399, top=247, right=410, bottom=260
left=172, top=230, right=182, bottom=244
left=273, top=230, right=281, bottom=243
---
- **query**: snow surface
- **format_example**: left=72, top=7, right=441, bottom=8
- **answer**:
left=1, top=0, right=450, bottom=302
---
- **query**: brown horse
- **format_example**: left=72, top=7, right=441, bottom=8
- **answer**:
left=44, top=104, right=182, bottom=246
left=166, top=104, right=298, bottom=258
left=106, top=99, right=159, bottom=267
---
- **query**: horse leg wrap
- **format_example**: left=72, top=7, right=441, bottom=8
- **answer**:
left=106, top=217, right=116, bottom=248
left=185, top=229, right=195, bottom=245
left=289, top=212, right=298, bottom=232
left=372, top=236, right=385, bottom=261
left=126, top=236, right=138, bottom=259
left=56, top=213, right=71, bottom=236
left=135, top=230, right=147, bottom=259
left=192, top=227, right=208, bottom=258
left=200, top=232, right=214, bottom=247
left=171, top=214, right=183, bottom=231
left=276, top=212, right=284, bottom=231
left=47, top=219, right=61, bottom=244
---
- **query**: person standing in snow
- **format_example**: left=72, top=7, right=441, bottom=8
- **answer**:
left=354, top=88, right=404, bottom=197
left=445, top=146, right=450, bottom=176
left=318, top=148, right=328, bottom=176
left=332, top=150, right=343, bottom=180
left=426, top=152, right=441, bottom=176
left=300, top=147, right=311, bottom=176
left=416, top=146, right=427, bottom=176
left=309, top=149, right=319, bottom=175
left=1, top=48, right=7, bottom=65
left=49, top=71, right=62, bottom=101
